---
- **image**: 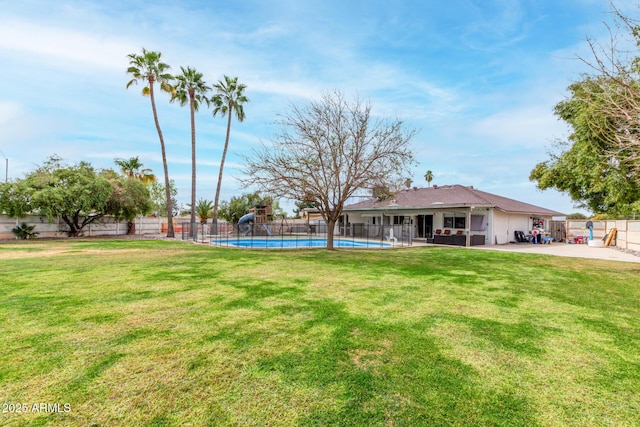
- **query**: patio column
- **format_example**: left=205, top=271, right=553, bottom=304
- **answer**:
left=466, top=207, right=472, bottom=247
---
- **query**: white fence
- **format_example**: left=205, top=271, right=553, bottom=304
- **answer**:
left=566, top=220, right=640, bottom=252
left=0, top=215, right=164, bottom=239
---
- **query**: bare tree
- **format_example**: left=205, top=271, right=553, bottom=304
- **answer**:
left=243, top=91, right=416, bottom=249
left=574, top=2, right=640, bottom=183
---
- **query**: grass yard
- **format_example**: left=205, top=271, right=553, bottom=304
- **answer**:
left=0, top=239, right=639, bottom=426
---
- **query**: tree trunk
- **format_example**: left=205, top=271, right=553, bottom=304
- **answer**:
left=189, top=91, right=197, bottom=237
left=149, top=78, right=175, bottom=238
left=326, top=218, right=336, bottom=250
left=127, top=220, right=136, bottom=235
left=212, top=105, right=233, bottom=236
left=61, top=214, right=79, bottom=237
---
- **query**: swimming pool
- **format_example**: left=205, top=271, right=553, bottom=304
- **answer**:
left=210, top=237, right=391, bottom=248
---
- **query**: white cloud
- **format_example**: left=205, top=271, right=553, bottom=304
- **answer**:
left=468, top=105, right=569, bottom=149
left=0, top=17, right=136, bottom=73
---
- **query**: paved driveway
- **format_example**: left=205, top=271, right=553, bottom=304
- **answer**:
left=472, top=242, right=640, bottom=263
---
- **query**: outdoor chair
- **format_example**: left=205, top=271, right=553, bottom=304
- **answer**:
left=514, top=231, right=528, bottom=243
left=434, top=229, right=442, bottom=235
left=443, top=229, right=451, bottom=235
left=456, top=230, right=463, bottom=235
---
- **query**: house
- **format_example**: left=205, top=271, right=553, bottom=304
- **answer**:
left=342, top=185, right=564, bottom=246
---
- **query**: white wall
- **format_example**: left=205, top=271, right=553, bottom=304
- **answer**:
left=492, top=212, right=539, bottom=245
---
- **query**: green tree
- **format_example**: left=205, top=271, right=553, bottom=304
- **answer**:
left=0, top=179, right=32, bottom=217
left=244, top=91, right=415, bottom=249
left=149, top=180, right=179, bottom=217
left=192, top=199, right=214, bottom=224
left=566, top=212, right=587, bottom=220
left=211, top=75, right=249, bottom=233
left=575, top=4, right=640, bottom=183
left=172, top=66, right=210, bottom=230
left=126, top=48, right=176, bottom=237
left=218, top=192, right=277, bottom=223
left=530, top=77, right=640, bottom=216
left=103, top=169, right=152, bottom=233
left=0, top=156, right=151, bottom=237
left=293, top=199, right=316, bottom=219
left=113, top=157, right=156, bottom=233
left=114, top=156, right=156, bottom=184
left=424, top=170, right=433, bottom=187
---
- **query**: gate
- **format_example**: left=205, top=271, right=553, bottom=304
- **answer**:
left=549, top=220, right=566, bottom=243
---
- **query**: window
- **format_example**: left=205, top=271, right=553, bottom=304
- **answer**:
left=533, top=218, right=545, bottom=228
left=444, top=214, right=466, bottom=229
left=470, top=215, right=485, bottom=231
left=443, top=216, right=454, bottom=228
left=393, top=215, right=405, bottom=225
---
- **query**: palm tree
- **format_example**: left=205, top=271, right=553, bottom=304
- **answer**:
left=211, top=75, right=249, bottom=233
left=113, top=157, right=156, bottom=234
left=172, top=66, right=210, bottom=232
left=126, top=48, right=175, bottom=237
left=115, top=157, right=156, bottom=184
left=424, top=170, right=434, bottom=188
left=194, top=199, right=214, bottom=224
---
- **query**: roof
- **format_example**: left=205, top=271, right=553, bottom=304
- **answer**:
left=344, top=185, right=564, bottom=216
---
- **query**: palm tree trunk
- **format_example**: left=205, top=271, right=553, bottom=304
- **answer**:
left=212, top=105, right=233, bottom=235
left=149, top=79, right=175, bottom=238
left=190, top=93, right=197, bottom=237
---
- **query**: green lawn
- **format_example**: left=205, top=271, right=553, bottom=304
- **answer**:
left=0, top=239, right=639, bottom=426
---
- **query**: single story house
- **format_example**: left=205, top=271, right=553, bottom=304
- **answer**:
left=342, top=185, right=564, bottom=246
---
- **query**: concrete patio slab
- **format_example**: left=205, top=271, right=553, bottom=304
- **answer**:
left=471, top=242, right=639, bottom=263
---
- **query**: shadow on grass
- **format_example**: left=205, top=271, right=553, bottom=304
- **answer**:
left=200, top=291, right=538, bottom=426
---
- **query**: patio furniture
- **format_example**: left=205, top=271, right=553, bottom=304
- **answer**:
left=514, top=231, right=528, bottom=243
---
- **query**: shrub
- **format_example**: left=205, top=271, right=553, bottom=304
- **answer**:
left=12, top=223, right=39, bottom=239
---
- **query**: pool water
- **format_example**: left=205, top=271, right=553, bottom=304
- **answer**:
left=210, top=237, right=391, bottom=248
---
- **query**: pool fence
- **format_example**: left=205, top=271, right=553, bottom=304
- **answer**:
left=180, top=219, right=413, bottom=248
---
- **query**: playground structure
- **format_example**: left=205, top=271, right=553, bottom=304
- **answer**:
left=239, top=205, right=274, bottom=236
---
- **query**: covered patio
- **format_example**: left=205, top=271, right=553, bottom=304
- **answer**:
left=342, top=185, right=563, bottom=246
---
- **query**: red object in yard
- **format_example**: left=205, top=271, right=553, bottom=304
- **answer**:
left=574, top=236, right=584, bottom=244
left=161, top=224, right=183, bottom=233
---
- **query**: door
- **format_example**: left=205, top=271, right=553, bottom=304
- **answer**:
left=416, top=215, right=433, bottom=238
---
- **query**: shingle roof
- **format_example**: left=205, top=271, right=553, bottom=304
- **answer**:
left=344, top=185, right=564, bottom=216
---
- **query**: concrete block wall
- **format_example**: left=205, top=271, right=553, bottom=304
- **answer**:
left=566, top=220, right=640, bottom=251
left=0, top=215, right=163, bottom=239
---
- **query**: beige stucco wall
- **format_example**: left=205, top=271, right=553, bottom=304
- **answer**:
left=567, top=220, right=640, bottom=251
left=0, top=215, right=163, bottom=239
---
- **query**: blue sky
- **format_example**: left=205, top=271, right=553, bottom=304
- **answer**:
left=0, top=0, right=630, bottom=215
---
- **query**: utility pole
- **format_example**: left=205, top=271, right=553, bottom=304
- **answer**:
left=0, top=150, right=7, bottom=182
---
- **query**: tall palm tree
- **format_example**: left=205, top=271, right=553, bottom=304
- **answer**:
left=424, top=170, right=434, bottom=188
left=126, top=48, right=175, bottom=237
left=115, top=156, right=156, bottom=184
left=211, top=75, right=249, bottom=233
left=172, top=66, right=210, bottom=232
